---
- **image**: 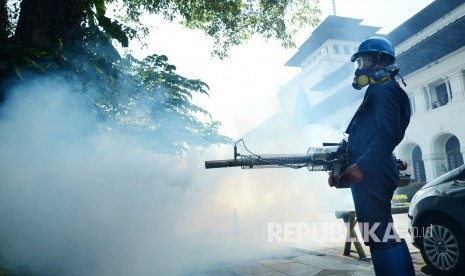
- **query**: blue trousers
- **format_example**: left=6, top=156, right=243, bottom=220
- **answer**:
left=351, top=173, right=398, bottom=249
left=351, top=174, right=415, bottom=275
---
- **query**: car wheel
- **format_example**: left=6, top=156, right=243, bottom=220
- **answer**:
left=419, top=216, right=465, bottom=275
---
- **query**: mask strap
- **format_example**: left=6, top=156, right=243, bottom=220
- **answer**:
left=397, top=73, right=407, bottom=87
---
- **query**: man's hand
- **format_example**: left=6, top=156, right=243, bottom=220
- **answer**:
left=340, top=164, right=364, bottom=185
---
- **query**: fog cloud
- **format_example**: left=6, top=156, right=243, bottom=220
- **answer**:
left=0, top=78, right=353, bottom=275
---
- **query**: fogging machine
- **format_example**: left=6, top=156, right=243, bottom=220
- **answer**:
left=205, top=139, right=411, bottom=189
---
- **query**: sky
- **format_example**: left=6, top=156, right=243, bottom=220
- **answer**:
left=131, top=0, right=435, bottom=139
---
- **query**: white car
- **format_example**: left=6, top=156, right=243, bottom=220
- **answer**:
left=408, top=164, right=465, bottom=275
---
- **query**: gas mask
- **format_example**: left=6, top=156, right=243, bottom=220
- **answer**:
left=352, top=69, right=371, bottom=90
left=352, top=63, right=400, bottom=90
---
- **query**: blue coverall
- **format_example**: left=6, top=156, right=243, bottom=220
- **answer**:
left=345, top=78, right=411, bottom=249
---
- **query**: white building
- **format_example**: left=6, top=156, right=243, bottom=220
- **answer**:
left=245, top=0, right=465, bottom=184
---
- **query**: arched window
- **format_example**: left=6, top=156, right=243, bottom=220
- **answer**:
left=446, top=136, right=464, bottom=171
left=412, top=146, right=426, bottom=182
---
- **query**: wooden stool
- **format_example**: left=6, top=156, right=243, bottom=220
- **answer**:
left=335, top=210, right=367, bottom=259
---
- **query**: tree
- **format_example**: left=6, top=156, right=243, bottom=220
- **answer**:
left=0, top=0, right=321, bottom=153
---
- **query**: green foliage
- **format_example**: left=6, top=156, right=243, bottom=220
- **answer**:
left=102, top=53, right=232, bottom=152
left=392, top=194, right=410, bottom=207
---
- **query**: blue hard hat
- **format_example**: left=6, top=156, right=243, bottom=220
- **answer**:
left=350, top=37, right=395, bottom=62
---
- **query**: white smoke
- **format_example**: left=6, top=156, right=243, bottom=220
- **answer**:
left=0, top=78, right=354, bottom=275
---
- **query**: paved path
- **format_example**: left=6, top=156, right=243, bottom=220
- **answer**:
left=187, top=246, right=433, bottom=275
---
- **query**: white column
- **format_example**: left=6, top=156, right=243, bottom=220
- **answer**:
left=423, top=86, right=432, bottom=111
left=422, top=153, right=448, bottom=180
left=448, top=70, right=464, bottom=101
left=422, top=154, right=435, bottom=181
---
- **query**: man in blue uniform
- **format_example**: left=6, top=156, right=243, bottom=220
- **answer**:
left=332, top=37, right=415, bottom=275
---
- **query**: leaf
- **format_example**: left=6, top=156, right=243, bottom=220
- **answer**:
left=93, top=0, right=107, bottom=17
left=96, top=15, right=129, bottom=47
